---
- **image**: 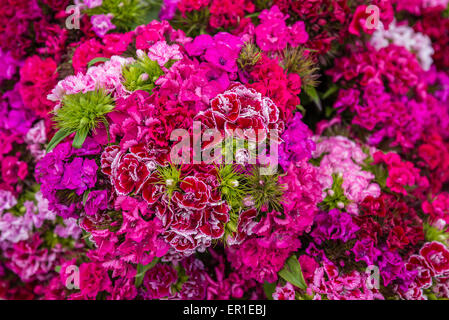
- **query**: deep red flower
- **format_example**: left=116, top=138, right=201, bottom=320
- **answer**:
left=360, top=195, right=386, bottom=217
left=112, top=153, right=150, bottom=195
left=211, top=92, right=241, bottom=122
left=198, top=202, right=229, bottom=238
left=79, top=262, right=112, bottom=299
left=142, top=173, right=163, bottom=205
left=405, top=255, right=433, bottom=289
left=387, top=226, right=410, bottom=250
left=101, top=145, right=121, bottom=176
left=173, top=176, right=210, bottom=210
left=420, top=241, right=449, bottom=276
left=1, top=156, right=28, bottom=186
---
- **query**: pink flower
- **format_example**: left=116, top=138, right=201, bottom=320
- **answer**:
left=147, top=41, right=183, bottom=67
left=1, top=156, right=28, bottom=185
left=288, top=21, right=309, bottom=46
left=91, top=14, right=116, bottom=38
left=419, top=242, right=449, bottom=276
left=84, top=190, right=108, bottom=216
left=273, top=283, right=295, bottom=300
left=25, top=120, right=46, bottom=145
left=142, top=264, right=177, bottom=299
left=349, top=5, right=377, bottom=37
left=79, top=262, right=112, bottom=299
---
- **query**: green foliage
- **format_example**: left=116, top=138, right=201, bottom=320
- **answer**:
left=278, top=255, right=307, bottom=290
left=171, top=264, right=190, bottom=293
left=135, top=258, right=159, bottom=287
left=443, top=2, right=449, bottom=18
left=48, top=89, right=114, bottom=151
left=122, top=55, right=164, bottom=93
left=303, top=85, right=322, bottom=112
left=263, top=281, right=276, bottom=300
left=170, top=8, right=210, bottom=37
left=424, top=223, right=449, bottom=244
left=223, top=210, right=240, bottom=243
left=282, top=46, right=320, bottom=88
left=247, top=166, right=284, bottom=212
left=362, top=156, right=388, bottom=189
left=6, top=184, right=40, bottom=217
left=156, top=164, right=183, bottom=201
left=43, top=229, right=76, bottom=249
left=237, top=43, right=262, bottom=71
left=319, top=173, right=350, bottom=210
left=309, top=152, right=328, bottom=167
left=217, top=165, right=251, bottom=243
left=85, top=0, right=157, bottom=32
left=87, top=57, right=110, bottom=68
left=253, top=0, right=273, bottom=10
left=217, top=165, right=248, bottom=211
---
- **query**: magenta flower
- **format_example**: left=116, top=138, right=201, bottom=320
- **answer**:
left=90, top=14, right=116, bottom=38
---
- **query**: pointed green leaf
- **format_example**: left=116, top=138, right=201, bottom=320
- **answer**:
left=46, top=128, right=73, bottom=153
left=278, top=255, right=308, bottom=290
left=82, top=190, right=91, bottom=206
left=263, top=281, right=277, bottom=300
left=322, top=84, right=338, bottom=100
left=72, top=128, right=89, bottom=149
left=135, top=258, right=160, bottom=288
left=87, top=57, right=110, bottom=68
left=304, top=86, right=322, bottom=112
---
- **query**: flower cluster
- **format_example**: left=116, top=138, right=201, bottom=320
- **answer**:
left=2, top=0, right=449, bottom=301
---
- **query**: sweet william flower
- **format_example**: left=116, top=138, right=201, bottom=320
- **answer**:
left=273, top=283, right=295, bottom=300
left=142, top=264, right=178, bottom=299
left=349, top=5, right=377, bottom=37
left=91, top=14, right=116, bottom=38
left=84, top=190, right=108, bottom=216
left=1, top=156, right=28, bottom=186
left=419, top=241, right=449, bottom=276
left=79, top=262, right=112, bottom=299
left=0, top=190, right=16, bottom=213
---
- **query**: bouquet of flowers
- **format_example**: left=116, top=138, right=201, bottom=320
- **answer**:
left=1, top=0, right=449, bottom=301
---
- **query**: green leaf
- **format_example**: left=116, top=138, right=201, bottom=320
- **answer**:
left=263, top=281, right=276, bottom=300
left=135, top=258, right=159, bottom=288
left=322, top=84, right=339, bottom=100
left=82, top=230, right=95, bottom=249
left=142, top=0, right=163, bottom=22
left=87, top=57, right=110, bottom=68
left=46, top=128, right=73, bottom=152
left=304, top=86, right=322, bottom=112
left=296, top=104, right=306, bottom=117
left=278, top=255, right=308, bottom=290
left=82, top=190, right=91, bottom=206
left=72, top=127, right=89, bottom=149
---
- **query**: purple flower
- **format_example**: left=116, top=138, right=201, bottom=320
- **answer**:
left=91, top=14, right=116, bottom=38
left=55, top=217, right=82, bottom=239
left=352, top=238, right=381, bottom=265
left=61, top=158, right=98, bottom=195
left=279, top=112, right=315, bottom=169
left=0, top=49, right=20, bottom=81
left=83, top=0, right=103, bottom=9
left=311, top=209, right=360, bottom=245
left=159, top=0, right=181, bottom=20
left=377, top=251, right=410, bottom=288
left=203, top=33, right=243, bottom=73
left=84, top=190, right=108, bottom=216
left=0, top=190, right=17, bottom=213
left=185, top=34, right=214, bottom=56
